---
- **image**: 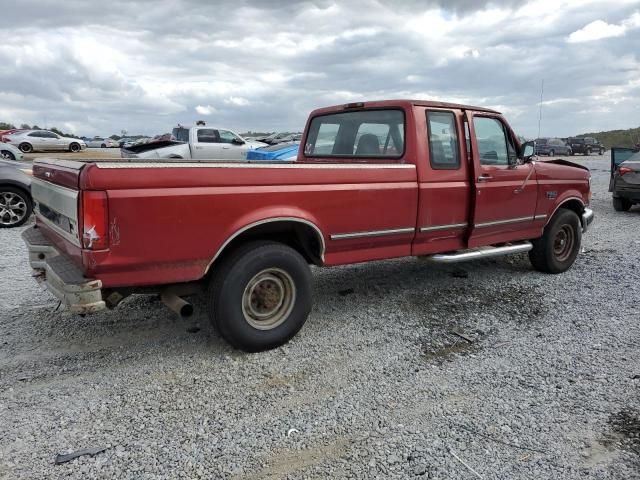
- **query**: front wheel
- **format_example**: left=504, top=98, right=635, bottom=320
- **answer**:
left=69, top=142, right=80, bottom=152
left=549, top=149, right=555, bottom=157
left=529, top=209, right=582, bottom=274
left=0, top=150, right=16, bottom=160
left=599, top=149, right=604, bottom=155
left=586, top=148, right=591, bottom=156
left=207, top=241, right=312, bottom=352
left=0, top=187, right=33, bottom=228
left=613, top=197, right=632, bottom=212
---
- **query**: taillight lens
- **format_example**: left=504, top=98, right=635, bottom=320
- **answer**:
left=619, top=166, right=633, bottom=176
left=81, top=191, right=108, bottom=250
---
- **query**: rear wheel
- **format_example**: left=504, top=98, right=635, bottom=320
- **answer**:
left=529, top=209, right=582, bottom=273
left=599, top=149, right=604, bottom=155
left=0, top=186, right=32, bottom=228
left=207, top=241, right=312, bottom=352
left=549, top=149, right=555, bottom=157
left=586, top=148, right=591, bottom=156
left=613, top=197, right=632, bottom=212
left=18, top=143, right=32, bottom=153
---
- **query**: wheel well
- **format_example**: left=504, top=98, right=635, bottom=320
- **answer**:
left=207, top=220, right=324, bottom=275
left=0, top=183, right=31, bottom=201
left=557, top=199, right=584, bottom=218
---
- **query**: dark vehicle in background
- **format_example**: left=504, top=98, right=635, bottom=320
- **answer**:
left=610, top=147, right=640, bottom=211
left=534, top=138, right=572, bottom=156
left=568, top=137, right=605, bottom=156
left=0, top=158, right=32, bottom=227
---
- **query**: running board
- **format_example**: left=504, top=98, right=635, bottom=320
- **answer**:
left=425, top=242, right=533, bottom=264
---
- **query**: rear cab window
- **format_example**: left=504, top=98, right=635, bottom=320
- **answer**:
left=304, top=109, right=405, bottom=160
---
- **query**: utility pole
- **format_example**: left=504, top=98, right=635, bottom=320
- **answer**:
left=537, top=79, right=544, bottom=140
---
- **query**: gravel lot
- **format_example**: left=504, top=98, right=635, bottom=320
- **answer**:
left=1, top=154, right=639, bottom=479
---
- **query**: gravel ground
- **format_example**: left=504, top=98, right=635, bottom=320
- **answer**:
left=1, top=154, right=639, bottom=479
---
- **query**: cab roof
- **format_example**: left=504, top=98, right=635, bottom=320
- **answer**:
left=311, top=99, right=500, bottom=115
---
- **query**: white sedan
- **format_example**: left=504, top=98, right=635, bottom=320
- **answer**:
left=4, top=130, right=87, bottom=153
left=86, top=137, right=120, bottom=148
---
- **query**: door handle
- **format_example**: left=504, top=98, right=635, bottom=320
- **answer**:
left=195, top=146, right=203, bottom=150
left=222, top=146, right=230, bottom=149
left=477, top=174, right=493, bottom=182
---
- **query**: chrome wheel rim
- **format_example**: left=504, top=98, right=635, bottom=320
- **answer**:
left=0, top=150, right=15, bottom=160
left=553, top=225, right=574, bottom=262
left=0, top=191, right=28, bottom=226
left=242, top=268, right=296, bottom=330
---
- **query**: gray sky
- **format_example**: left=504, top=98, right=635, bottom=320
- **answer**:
left=1, top=0, right=639, bottom=137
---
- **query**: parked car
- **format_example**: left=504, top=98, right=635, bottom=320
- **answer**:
left=0, top=129, right=28, bottom=143
left=256, top=132, right=295, bottom=145
left=0, top=158, right=32, bottom=227
left=87, top=137, right=119, bottom=148
left=118, top=137, right=138, bottom=148
left=23, top=99, right=593, bottom=352
left=567, top=137, right=605, bottom=155
left=1, top=142, right=24, bottom=161
left=246, top=142, right=299, bottom=161
left=121, top=125, right=266, bottom=160
left=4, top=130, right=86, bottom=153
left=609, top=147, right=640, bottom=211
left=534, top=138, right=572, bottom=156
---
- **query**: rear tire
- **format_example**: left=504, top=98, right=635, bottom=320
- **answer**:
left=529, top=209, right=582, bottom=274
left=207, top=241, right=312, bottom=352
left=69, top=142, right=80, bottom=152
left=18, top=143, right=32, bottom=153
left=549, top=149, right=555, bottom=157
left=586, top=148, right=591, bottom=156
left=613, top=197, right=632, bottom=212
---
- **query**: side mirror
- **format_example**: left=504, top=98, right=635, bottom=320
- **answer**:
left=232, top=138, right=245, bottom=145
left=521, top=141, right=535, bottom=160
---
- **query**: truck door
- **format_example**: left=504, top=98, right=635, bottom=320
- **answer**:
left=191, top=128, right=224, bottom=160
left=466, top=113, right=538, bottom=248
left=218, top=129, right=249, bottom=160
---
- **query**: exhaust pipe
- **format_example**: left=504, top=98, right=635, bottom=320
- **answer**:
left=161, top=290, right=194, bottom=318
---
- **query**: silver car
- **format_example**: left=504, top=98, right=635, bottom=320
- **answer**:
left=0, top=142, right=24, bottom=161
left=86, top=137, right=119, bottom=148
left=4, top=130, right=86, bottom=153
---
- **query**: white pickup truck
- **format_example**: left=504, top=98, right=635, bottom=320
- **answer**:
left=121, top=125, right=266, bottom=160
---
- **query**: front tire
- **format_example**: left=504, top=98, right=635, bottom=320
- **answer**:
left=18, top=143, right=33, bottom=153
left=0, top=186, right=32, bottom=228
left=599, top=149, right=604, bottom=155
left=549, top=149, right=555, bottom=157
left=529, top=209, right=582, bottom=274
left=69, top=142, right=80, bottom=152
left=613, top=197, right=632, bottom=212
left=207, top=241, right=312, bottom=352
left=0, top=150, right=16, bottom=160
left=586, top=148, right=591, bottom=156
left=101, top=144, right=106, bottom=148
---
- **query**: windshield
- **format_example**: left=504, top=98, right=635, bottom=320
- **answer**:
left=171, top=127, right=190, bottom=142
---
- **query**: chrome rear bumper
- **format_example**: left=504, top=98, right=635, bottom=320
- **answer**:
left=22, top=227, right=106, bottom=314
left=582, top=208, right=594, bottom=232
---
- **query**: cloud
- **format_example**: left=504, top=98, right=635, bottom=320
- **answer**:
left=568, top=11, right=640, bottom=43
left=195, top=105, right=217, bottom=115
left=0, top=1, right=638, bottom=138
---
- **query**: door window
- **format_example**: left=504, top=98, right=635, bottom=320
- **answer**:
left=427, top=111, right=460, bottom=169
left=473, top=117, right=510, bottom=166
left=218, top=130, right=240, bottom=144
left=197, top=129, right=220, bottom=143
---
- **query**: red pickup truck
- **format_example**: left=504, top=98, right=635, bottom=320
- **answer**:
left=23, top=100, right=593, bottom=351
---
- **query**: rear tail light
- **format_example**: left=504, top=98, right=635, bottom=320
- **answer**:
left=619, top=166, right=633, bottom=176
left=81, top=191, right=108, bottom=250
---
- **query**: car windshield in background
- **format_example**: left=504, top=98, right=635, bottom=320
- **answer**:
left=305, top=109, right=405, bottom=159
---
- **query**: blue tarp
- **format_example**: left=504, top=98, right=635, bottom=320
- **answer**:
left=246, top=142, right=299, bottom=161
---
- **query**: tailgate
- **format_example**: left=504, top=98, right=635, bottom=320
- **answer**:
left=31, top=159, right=85, bottom=246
